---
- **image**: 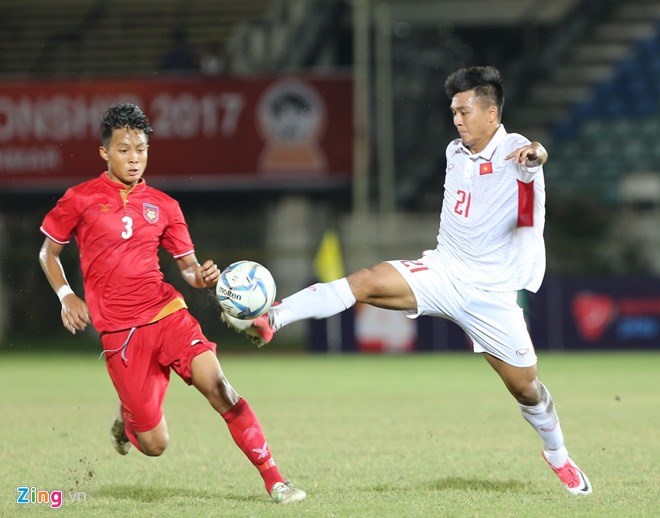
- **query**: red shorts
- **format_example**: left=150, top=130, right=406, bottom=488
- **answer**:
left=101, top=309, right=217, bottom=433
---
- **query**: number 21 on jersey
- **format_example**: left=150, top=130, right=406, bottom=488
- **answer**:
left=454, top=190, right=471, bottom=217
left=121, top=216, right=133, bottom=239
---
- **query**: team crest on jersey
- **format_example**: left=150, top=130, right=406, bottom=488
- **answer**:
left=143, top=203, right=159, bottom=223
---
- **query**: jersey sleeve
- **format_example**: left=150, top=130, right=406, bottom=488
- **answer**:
left=506, top=134, right=543, bottom=183
left=40, top=188, right=81, bottom=244
left=161, top=200, right=195, bottom=259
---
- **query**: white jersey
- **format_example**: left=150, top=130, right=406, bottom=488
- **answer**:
left=435, top=125, right=546, bottom=292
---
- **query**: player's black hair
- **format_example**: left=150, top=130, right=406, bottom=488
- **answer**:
left=100, top=103, right=153, bottom=147
left=444, top=66, right=505, bottom=119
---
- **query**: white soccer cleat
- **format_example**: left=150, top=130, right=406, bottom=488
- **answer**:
left=269, top=481, right=306, bottom=504
left=542, top=450, right=592, bottom=495
left=221, top=311, right=275, bottom=348
left=110, top=417, right=131, bottom=455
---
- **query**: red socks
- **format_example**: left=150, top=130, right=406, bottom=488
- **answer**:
left=222, top=398, right=285, bottom=491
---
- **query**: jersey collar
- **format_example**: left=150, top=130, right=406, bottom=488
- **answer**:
left=100, top=171, right=147, bottom=194
left=461, top=124, right=507, bottom=161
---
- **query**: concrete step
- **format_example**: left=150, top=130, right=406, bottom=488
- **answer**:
left=528, top=84, right=590, bottom=105
left=592, top=21, right=657, bottom=43
left=573, top=43, right=632, bottom=63
left=508, top=106, right=566, bottom=127
left=616, top=2, right=660, bottom=21
left=553, top=64, right=614, bottom=84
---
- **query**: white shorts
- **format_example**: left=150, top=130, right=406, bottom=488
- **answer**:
left=387, top=250, right=537, bottom=367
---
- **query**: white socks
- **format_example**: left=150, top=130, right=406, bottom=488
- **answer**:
left=519, top=381, right=568, bottom=467
left=270, top=278, right=356, bottom=331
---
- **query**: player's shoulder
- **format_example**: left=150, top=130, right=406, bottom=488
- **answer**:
left=60, top=176, right=104, bottom=201
left=446, top=137, right=464, bottom=158
left=492, top=132, right=531, bottom=162
left=143, top=184, right=182, bottom=209
left=501, top=132, right=531, bottom=152
left=69, top=175, right=103, bottom=193
left=144, top=183, right=173, bottom=199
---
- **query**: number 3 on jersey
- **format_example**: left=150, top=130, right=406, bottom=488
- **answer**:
left=454, top=190, right=472, bottom=217
left=121, top=216, right=133, bottom=239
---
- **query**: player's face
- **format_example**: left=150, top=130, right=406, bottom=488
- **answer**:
left=450, top=90, right=498, bottom=154
left=99, top=127, right=149, bottom=187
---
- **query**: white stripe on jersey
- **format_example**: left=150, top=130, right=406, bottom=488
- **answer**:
left=436, top=125, right=546, bottom=292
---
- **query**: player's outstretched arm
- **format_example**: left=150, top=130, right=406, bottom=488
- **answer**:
left=177, top=254, right=220, bottom=289
left=505, top=141, right=548, bottom=167
left=38, top=237, right=91, bottom=335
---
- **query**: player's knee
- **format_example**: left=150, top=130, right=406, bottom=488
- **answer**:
left=348, top=267, right=384, bottom=303
left=204, top=377, right=240, bottom=413
left=139, top=429, right=169, bottom=456
left=141, top=437, right=168, bottom=457
left=512, top=381, right=541, bottom=406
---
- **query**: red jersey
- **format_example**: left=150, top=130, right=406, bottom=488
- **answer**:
left=41, top=172, right=195, bottom=332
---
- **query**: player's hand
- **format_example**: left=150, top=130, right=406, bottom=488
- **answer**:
left=505, top=142, right=548, bottom=167
left=60, top=294, right=91, bottom=335
left=199, top=259, right=220, bottom=288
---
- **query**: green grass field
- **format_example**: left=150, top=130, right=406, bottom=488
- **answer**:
left=1, top=350, right=658, bottom=517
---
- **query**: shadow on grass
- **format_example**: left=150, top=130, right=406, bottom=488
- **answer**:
left=426, top=477, right=531, bottom=493
left=369, top=477, right=531, bottom=494
left=93, top=484, right=261, bottom=503
left=94, top=485, right=207, bottom=502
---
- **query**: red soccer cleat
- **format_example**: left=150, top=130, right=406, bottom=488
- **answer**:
left=542, top=450, right=592, bottom=495
left=221, top=311, right=275, bottom=347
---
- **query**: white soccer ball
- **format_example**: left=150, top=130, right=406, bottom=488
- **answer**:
left=216, top=260, right=277, bottom=319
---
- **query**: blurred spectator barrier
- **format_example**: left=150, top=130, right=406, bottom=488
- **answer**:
left=0, top=75, right=352, bottom=191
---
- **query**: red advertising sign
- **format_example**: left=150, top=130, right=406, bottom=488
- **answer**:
left=0, top=75, right=353, bottom=190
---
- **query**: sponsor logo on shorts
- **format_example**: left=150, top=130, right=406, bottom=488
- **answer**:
left=516, top=348, right=529, bottom=356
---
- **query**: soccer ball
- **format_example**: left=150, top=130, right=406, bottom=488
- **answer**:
left=216, top=261, right=277, bottom=319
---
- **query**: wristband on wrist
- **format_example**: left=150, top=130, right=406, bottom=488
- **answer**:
left=57, top=285, right=74, bottom=303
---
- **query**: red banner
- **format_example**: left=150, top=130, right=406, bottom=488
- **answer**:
left=0, top=75, right=353, bottom=190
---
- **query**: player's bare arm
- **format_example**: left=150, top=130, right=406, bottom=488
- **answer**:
left=38, top=237, right=91, bottom=335
left=177, top=254, right=219, bottom=289
left=505, top=141, right=548, bottom=167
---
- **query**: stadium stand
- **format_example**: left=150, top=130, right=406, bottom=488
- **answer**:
left=227, top=0, right=352, bottom=74
left=0, top=0, right=657, bottom=207
left=547, top=12, right=660, bottom=203
left=0, top=0, right=271, bottom=78
left=510, top=1, right=660, bottom=140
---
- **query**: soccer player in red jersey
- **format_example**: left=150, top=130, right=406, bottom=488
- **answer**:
left=38, top=103, right=305, bottom=505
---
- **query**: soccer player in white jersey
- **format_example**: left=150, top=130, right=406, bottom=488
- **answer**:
left=223, top=66, right=592, bottom=495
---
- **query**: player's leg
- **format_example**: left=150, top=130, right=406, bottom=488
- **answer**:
left=134, top=417, right=169, bottom=456
left=222, top=261, right=417, bottom=346
left=275, top=262, right=416, bottom=326
left=103, top=327, right=171, bottom=457
left=110, top=405, right=169, bottom=457
left=483, top=354, right=565, bottom=445
left=460, top=288, right=591, bottom=495
left=483, top=354, right=592, bottom=495
left=167, top=311, right=305, bottom=504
